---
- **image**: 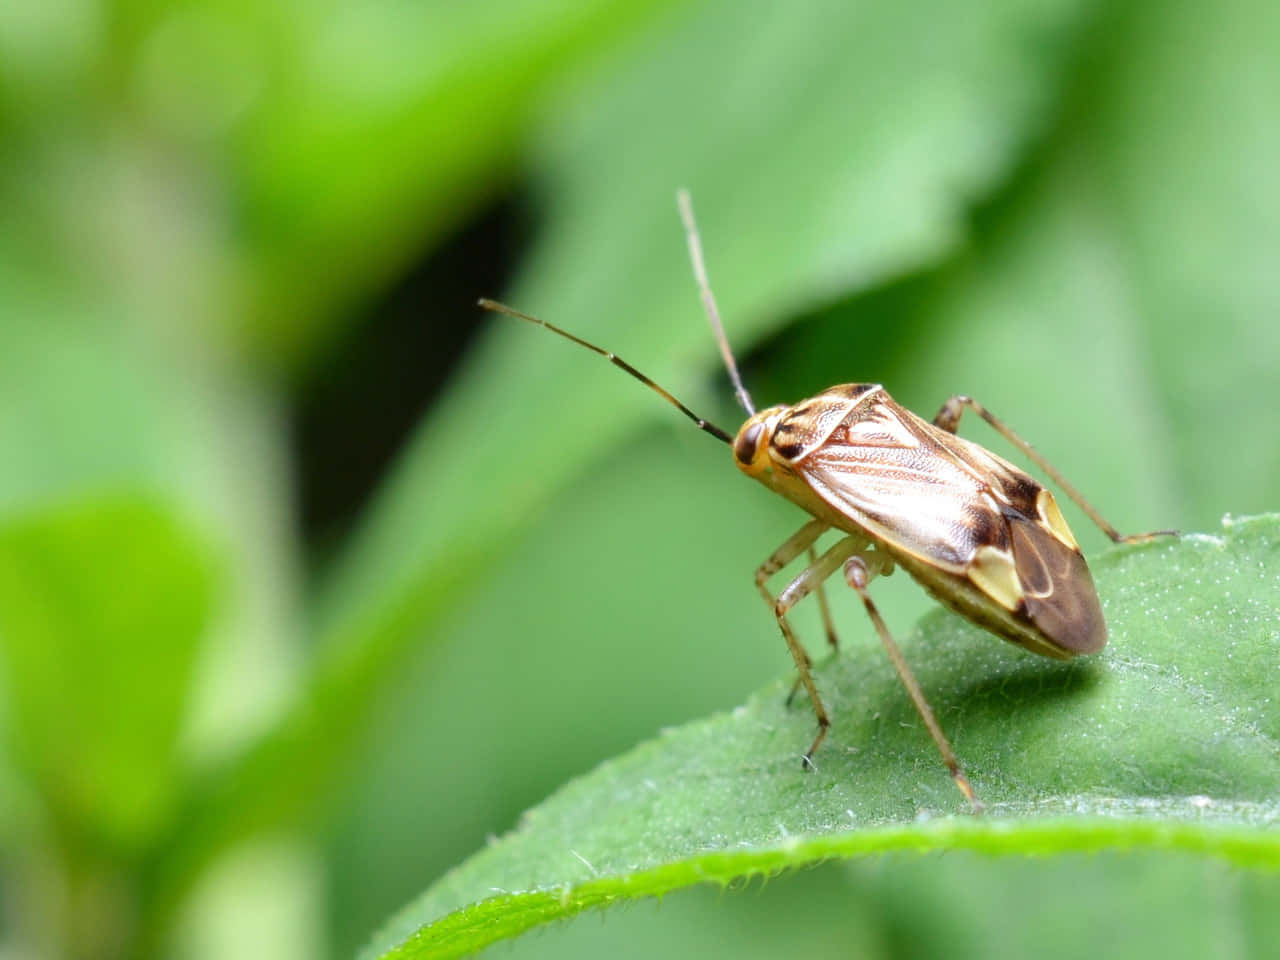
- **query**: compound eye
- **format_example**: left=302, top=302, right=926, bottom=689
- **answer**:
left=734, top=421, right=764, bottom=465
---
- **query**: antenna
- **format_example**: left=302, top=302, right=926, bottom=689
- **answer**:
left=677, top=189, right=756, bottom=416
left=478, top=298, right=734, bottom=445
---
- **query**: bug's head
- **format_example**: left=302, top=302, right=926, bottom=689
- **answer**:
left=732, top=406, right=788, bottom=477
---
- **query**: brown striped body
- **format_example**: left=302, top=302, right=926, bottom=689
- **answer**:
left=733, top=383, right=1106, bottom=659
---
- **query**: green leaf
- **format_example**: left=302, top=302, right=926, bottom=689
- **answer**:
left=0, top=247, right=304, bottom=764
left=363, top=515, right=1280, bottom=959
left=0, top=496, right=218, bottom=851
left=486, top=852, right=1280, bottom=960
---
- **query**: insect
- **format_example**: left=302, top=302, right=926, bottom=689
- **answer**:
left=480, top=190, right=1173, bottom=810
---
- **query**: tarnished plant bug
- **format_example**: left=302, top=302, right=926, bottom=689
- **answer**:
left=480, top=191, right=1174, bottom=810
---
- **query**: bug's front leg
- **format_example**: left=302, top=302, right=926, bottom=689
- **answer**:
left=763, top=534, right=867, bottom=768
left=752, top=519, right=834, bottom=660
left=754, top=520, right=840, bottom=711
left=843, top=553, right=981, bottom=811
left=932, top=394, right=1176, bottom=545
left=780, top=550, right=841, bottom=710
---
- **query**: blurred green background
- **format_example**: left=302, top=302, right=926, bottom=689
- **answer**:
left=1, top=0, right=1278, bottom=957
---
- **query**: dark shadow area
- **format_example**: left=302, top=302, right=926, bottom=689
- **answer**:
left=809, top=615, right=1106, bottom=739
left=956, top=651, right=1102, bottom=711
left=291, top=193, right=530, bottom=559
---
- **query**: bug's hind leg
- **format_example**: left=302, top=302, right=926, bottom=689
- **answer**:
left=932, top=394, right=1177, bottom=545
left=843, top=553, right=982, bottom=812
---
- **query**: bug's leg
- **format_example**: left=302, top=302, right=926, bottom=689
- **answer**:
left=809, top=546, right=840, bottom=651
left=755, top=519, right=828, bottom=596
left=770, top=536, right=866, bottom=768
left=755, top=520, right=829, bottom=706
left=843, top=553, right=983, bottom=812
left=932, top=395, right=1177, bottom=544
left=778, top=546, right=843, bottom=710
left=768, top=547, right=839, bottom=706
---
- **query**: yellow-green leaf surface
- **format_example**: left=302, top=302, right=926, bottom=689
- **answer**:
left=0, top=498, right=217, bottom=851
left=365, top=515, right=1279, bottom=959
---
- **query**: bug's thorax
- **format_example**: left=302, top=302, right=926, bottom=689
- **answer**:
left=732, top=384, right=884, bottom=527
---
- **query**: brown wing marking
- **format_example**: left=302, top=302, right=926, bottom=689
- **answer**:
left=772, top=384, right=883, bottom=462
left=797, top=395, right=1007, bottom=570
left=1007, top=513, right=1107, bottom=654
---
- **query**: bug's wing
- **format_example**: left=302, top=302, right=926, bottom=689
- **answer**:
left=794, top=393, right=1105, bottom=653
left=1001, top=509, right=1106, bottom=653
left=795, top=396, right=1004, bottom=569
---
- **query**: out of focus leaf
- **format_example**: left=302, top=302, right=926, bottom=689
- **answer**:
left=0, top=497, right=217, bottom=850
left=0, top=251, right=301, bottom=764
left=363, top=515, right=1280, bottom=959
left=0, top=278, right=178, bottom=514
left=235, top=0, right=681, bottom=363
